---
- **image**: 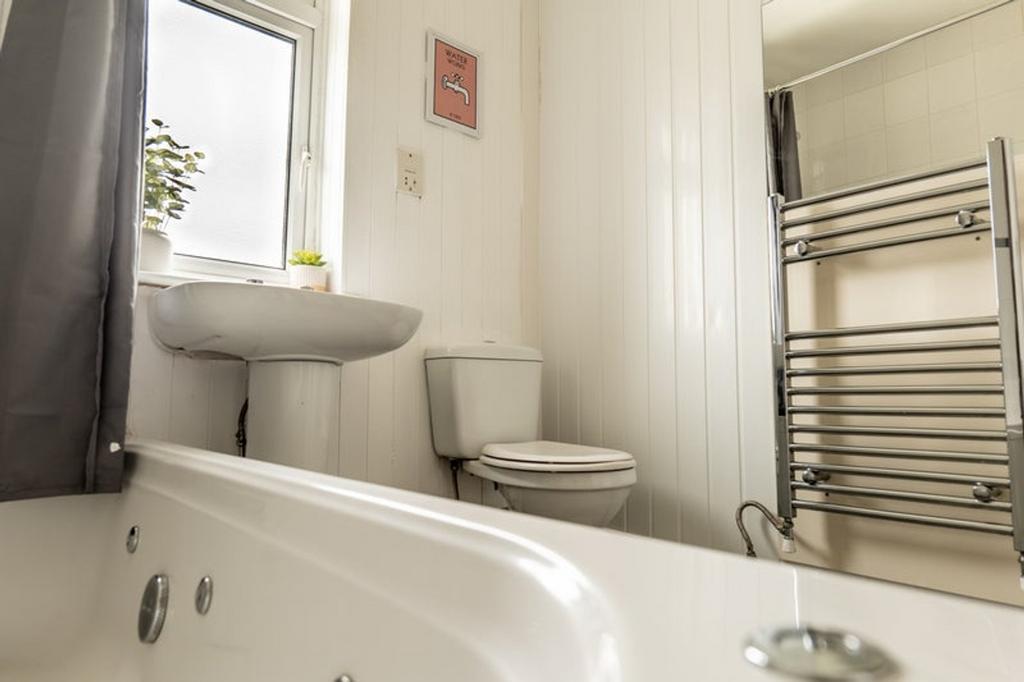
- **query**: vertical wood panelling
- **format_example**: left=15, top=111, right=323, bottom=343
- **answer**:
left=341, top=0, right=534, bottom=501
left=670, top=0, right=710, bottom=547
left=127, top=286, right=246, bottom=455
left=538, top=0, right=774, bottom=550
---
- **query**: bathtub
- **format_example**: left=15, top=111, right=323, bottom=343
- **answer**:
left=1, top=441, right=1022, bottom=681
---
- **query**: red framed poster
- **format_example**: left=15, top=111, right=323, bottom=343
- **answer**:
left=425, top=31, right=480, bottom=138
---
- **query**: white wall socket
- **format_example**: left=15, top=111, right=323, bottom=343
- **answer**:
left=397, top=147, right=423, bottom=197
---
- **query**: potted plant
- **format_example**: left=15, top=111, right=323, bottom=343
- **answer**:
left=140, top=118, right=205, bottom=272
left=288, top=249, right=329, bottom=291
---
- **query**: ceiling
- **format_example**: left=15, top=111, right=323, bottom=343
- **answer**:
left=763, top=0, right=1003, bottom=86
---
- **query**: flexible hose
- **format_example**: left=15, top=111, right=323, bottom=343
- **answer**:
left=736, top=500, right=793, bottom=558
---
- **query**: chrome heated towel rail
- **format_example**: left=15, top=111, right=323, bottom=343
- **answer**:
left=769, top=139, right=1024, bottom=581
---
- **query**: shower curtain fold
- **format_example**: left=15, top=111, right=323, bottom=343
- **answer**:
left=768, top=89, right=803, bottom=201
left=0, top=0, right=146, bottom=500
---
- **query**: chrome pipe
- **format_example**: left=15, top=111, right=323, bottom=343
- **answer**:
left=781, top=179, right=990, bottom=229
left=985, top=137, right=1024, bottom=554
left=782, top=224, right=991, bottom=264
left=781, top=160, right=986, bottom=211
left=786, top=339, right=1000, bottom=359
left=787, top=362, right=1002, bottom=377
left=791, top=500, right=1014, bottom=536
left=789, top=461, right=1010, bottom=486
left=786, top=316, right=998, bottom=341
left=789, top=443, right=1009, bottom=465
left=780, top=201, right=989, bottom=247
left=789, top=424, right=1007, bottom=440
left=768, top=193, right=795, bottom=520
left=788, top=406, right=1005, bottom=418
left=791, top=481, right=1012, bottom=511
left=788, top=384, right=1005, bottom=395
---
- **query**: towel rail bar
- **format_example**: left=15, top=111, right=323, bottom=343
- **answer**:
left=791, top=482, right=1012, bottom=511
left=791, top=501, right=1014, bottom=535
left=789, top=443, right=1009, bottom=465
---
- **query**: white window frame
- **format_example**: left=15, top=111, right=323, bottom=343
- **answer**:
left=155, top=0, right=324, bottom=283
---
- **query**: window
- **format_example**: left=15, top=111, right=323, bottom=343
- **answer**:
left=146, top=0, right=316, bottom=276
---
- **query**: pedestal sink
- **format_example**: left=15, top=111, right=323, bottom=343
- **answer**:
left=148, top=282, right=422, bottom=472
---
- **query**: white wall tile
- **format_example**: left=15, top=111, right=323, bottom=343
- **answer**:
left=927, top=53, right=976, bottom=113
left=975, top=34, right=1024, bottom=99
left=978, top=86, right=1024, bottom=145
left=804, top=99, right=845, bottom=148
left=925, top=21, right=974, bottom=66
left=930, top=103, right=981, bottom=163
left=841, top=53, right=883, bottom=94
left=845, top=129, right=887, bottom=183
left=970, top=1, right=1024, bottom=49
left=883, top=39, right=926, bottom=81
left=884, top=71, right=929, bottom=126
left=886, top=117, right=932, bottom=173
left=804, top=67, right=845, bottom=107
left=843, top=85, right=885, bottom=137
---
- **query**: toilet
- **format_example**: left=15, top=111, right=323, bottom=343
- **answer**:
left=424, top=344, right=637, bottom=526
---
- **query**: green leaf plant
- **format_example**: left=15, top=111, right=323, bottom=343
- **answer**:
left=143, top=118, right=206, bottom=232
left=288, top=249, right=327, bottom=267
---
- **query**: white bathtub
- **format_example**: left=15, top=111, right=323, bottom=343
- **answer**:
left=1, top=440, right=1022, bottom=681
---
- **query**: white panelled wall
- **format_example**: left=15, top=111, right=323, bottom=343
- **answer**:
left=127, top=0, right=779, bottom=554
left=336, top=0, right=538, bottom=504
left=537, top=0, right=775, bottom=551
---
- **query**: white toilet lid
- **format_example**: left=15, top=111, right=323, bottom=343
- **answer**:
left=480, top=441, right=636, bottom=473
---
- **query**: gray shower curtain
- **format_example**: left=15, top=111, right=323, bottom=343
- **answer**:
left=767, top=89, right=803, bottom=201
left=0, top=0, right=146, bottom=500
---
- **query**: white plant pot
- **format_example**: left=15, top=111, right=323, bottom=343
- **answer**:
left=288, top=264, right=328, bottom=291
left=139, top=229, right=173, bottom=273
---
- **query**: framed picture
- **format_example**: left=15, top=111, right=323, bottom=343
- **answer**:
left=425, top=31, right=480, bottom=138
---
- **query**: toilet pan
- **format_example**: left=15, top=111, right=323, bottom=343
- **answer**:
left=465, top=441, right=637, bottom=527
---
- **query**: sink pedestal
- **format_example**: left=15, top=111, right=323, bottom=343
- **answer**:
left=246, top=361, right=341, bottom=473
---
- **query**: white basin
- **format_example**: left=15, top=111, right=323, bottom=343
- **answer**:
left=148, top=281, right=422, bottom=364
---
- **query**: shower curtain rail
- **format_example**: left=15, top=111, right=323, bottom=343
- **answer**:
left=788, top=462, right=1010, bottom=487
left=789, top=443, right=1009, bottom=465
left=781, top=158, right=986, bottom=211
left=791, top=501, right=1015, bottom=536
left=780, top=200, right=990, bottom=248
left=786, top=339, right=1001, bottom=358
left=783, top=224, right=992, bottom=264
left=791, top=482, right=1012, bottom=511
left=787, top=385, right=1005, bottom=396
left=786, top=316, right=999, bottom=341
left=782, top=179, right=990, bottom=229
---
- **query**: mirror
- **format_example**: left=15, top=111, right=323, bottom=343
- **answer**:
left=763, top=0, right=1017, bottom=198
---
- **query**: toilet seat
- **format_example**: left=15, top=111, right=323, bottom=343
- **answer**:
left=478, top=440, right=636, bottom=473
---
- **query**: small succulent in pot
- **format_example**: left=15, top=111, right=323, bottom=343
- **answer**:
left=288, top=249, right=328, bottom=291
left=139, top=118, right=205, bottom=272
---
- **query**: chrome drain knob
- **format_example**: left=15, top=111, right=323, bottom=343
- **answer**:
left=744, top=625, right=894, bottom=680
left=138, top=574, right=170, bottom=644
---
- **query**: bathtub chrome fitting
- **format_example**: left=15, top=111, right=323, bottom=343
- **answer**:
left=195, top=575, right=214, bottom=615
left=744, top=625, right=895, bottom=680
left=736, top=500, right=795, bottom=558
left=138, top=574, right=170, bottom=644
left=126, top=525, right=141, bottom=554
left=335, top=675, right=354, bottom=682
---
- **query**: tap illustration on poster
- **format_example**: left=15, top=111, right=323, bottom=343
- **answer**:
left=426, top=32, right=480, bottom=138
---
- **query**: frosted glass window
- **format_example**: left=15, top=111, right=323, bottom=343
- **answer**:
left=146, top=0, right=296, bottom=269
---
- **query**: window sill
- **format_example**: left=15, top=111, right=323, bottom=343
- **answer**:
left=137, top=269, right=247, bottom=289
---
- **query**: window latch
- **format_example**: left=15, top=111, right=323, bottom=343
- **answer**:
left=299, top=147, right=313, bottom=193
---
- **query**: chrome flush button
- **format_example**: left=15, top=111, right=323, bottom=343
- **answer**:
left=744, top=625, right=895, bottom=680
